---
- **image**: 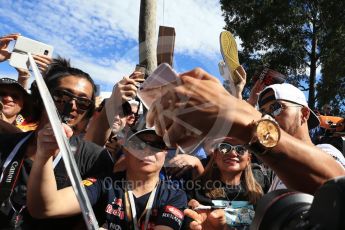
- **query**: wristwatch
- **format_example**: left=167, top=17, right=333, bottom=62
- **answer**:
left=247, top=115, right=281, bottom=155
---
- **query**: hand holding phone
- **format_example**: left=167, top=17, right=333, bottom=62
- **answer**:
left=135, top=64, right=146, bottom=75
left=1, top=34, right=21, bottom=62
left=9, top=36, right=54, bottom=70
left=128, top=65, right=145, bottom=88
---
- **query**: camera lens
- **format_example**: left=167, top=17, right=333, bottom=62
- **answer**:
left=44, top=50, right=49, bottom=55
left=251, top=189, right=313, bottom=230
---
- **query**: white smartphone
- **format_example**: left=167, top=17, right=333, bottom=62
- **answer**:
left=9, top=36, right=54, bottom=70
left=193, top=205, right=227, bottom=211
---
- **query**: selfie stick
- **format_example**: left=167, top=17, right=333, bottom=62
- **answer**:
left=28, top=53, right=99, bottom=230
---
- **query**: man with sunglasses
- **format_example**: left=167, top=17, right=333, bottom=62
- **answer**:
left=257, top=83, right=345, bottom=191
left=145, top=68, right=345, bottom=230
left=147, top=68, right=345, bottom=193
left=0, top=58, right=114, bottom=229
left=85, top=70, right=144, bottom=155
left=28, top=127, right=187, bottom=230
left=105, top=101, right=140, bottom=164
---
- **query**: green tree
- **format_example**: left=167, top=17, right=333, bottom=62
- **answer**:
left=220, top=0, right=345, bottom=113
left=316, top=0, right=345, bottom=115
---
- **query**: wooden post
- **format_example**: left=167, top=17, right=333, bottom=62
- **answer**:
left=139, top=0, right=157, bottom=76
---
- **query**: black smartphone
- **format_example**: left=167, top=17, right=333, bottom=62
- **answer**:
left=132, top=64, right=146, bottom=88
left=135, top=64, right=146, bottom=75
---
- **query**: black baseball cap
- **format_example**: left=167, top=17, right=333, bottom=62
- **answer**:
left=0, top=78, right=32, bottom=118
left=0, top=78, right=29, bottom=97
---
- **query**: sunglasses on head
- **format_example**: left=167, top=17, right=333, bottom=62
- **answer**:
left=52, top=89, right=93, bottom=111
left=127, top=139, right=167, bottom=152
left=215, top=143, right=247, bottom=156
left=259, top=101, right=302, bottom=117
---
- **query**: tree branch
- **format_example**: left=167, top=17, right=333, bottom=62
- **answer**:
left=298, top=85, right=309, bottom=91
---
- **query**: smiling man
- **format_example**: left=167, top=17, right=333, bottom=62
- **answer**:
left=0, top=58, right=114, bottom=229
left=257, top=83, right=345, bottom=191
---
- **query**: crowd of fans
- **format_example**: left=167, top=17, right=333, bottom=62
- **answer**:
left=0, top=33, right=344, bottom=230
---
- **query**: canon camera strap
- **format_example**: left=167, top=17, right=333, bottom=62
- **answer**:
left=0, top=133, right=32, bottom=205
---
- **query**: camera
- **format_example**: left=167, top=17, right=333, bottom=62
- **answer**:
left=251, top=176, right=345, bottom=230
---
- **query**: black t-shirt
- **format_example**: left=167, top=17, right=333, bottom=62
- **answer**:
left=0, top=131, right=114, bottom=230
left=85, top=171, right=187, bottom=230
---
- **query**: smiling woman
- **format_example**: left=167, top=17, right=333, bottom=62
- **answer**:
left=188, top=137, right=263, bottom=228
left=0, top=77, right=36, bottom=131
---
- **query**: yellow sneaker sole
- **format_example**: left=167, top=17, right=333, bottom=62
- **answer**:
left=220, top=31, right=240, bottom=83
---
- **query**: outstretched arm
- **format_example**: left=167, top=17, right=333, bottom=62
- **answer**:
left=147, top=68, right=345, bottom=194
left=27, top=123, right=81, bottom=218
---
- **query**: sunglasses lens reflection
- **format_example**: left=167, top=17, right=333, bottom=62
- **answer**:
left=52, top=89, right=92, bottom=111
left=216, top=143, right=247, bottom=155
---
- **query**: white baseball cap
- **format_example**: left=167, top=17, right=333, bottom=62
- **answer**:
left=258, top=83, right=320, bottom=129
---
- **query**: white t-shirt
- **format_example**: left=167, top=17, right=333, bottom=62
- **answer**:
left=268, top=144, right=345, bottom=192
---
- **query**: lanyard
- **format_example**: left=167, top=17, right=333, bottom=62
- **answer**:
left=0, top=133, right=62, bottom=182
left=0, top=133, right=32, bottom=183
left=0, top=132, right=62, bottom=206
left=125, top=181, right=159, bottom=230
left=0, top=133, right=32, bottom=207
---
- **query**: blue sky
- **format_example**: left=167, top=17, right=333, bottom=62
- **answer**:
left=0, top=0, right=227, bottom=93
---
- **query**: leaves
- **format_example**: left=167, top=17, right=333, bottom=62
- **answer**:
left=220, top=0, right=345, bottom=114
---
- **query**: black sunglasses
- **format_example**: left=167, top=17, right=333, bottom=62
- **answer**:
left=126, top=139, right=167, bottom=152
left=121, top=102, right=135, bottom=117
left=0, top=90, right=22, bottom=101
left=259, top=101, right=302, bottom=117
left=121, top=101, right=141, bottom=122
left=215, top=143, right=247, bottom=156
left=52, top=89, right=93, bottom=111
